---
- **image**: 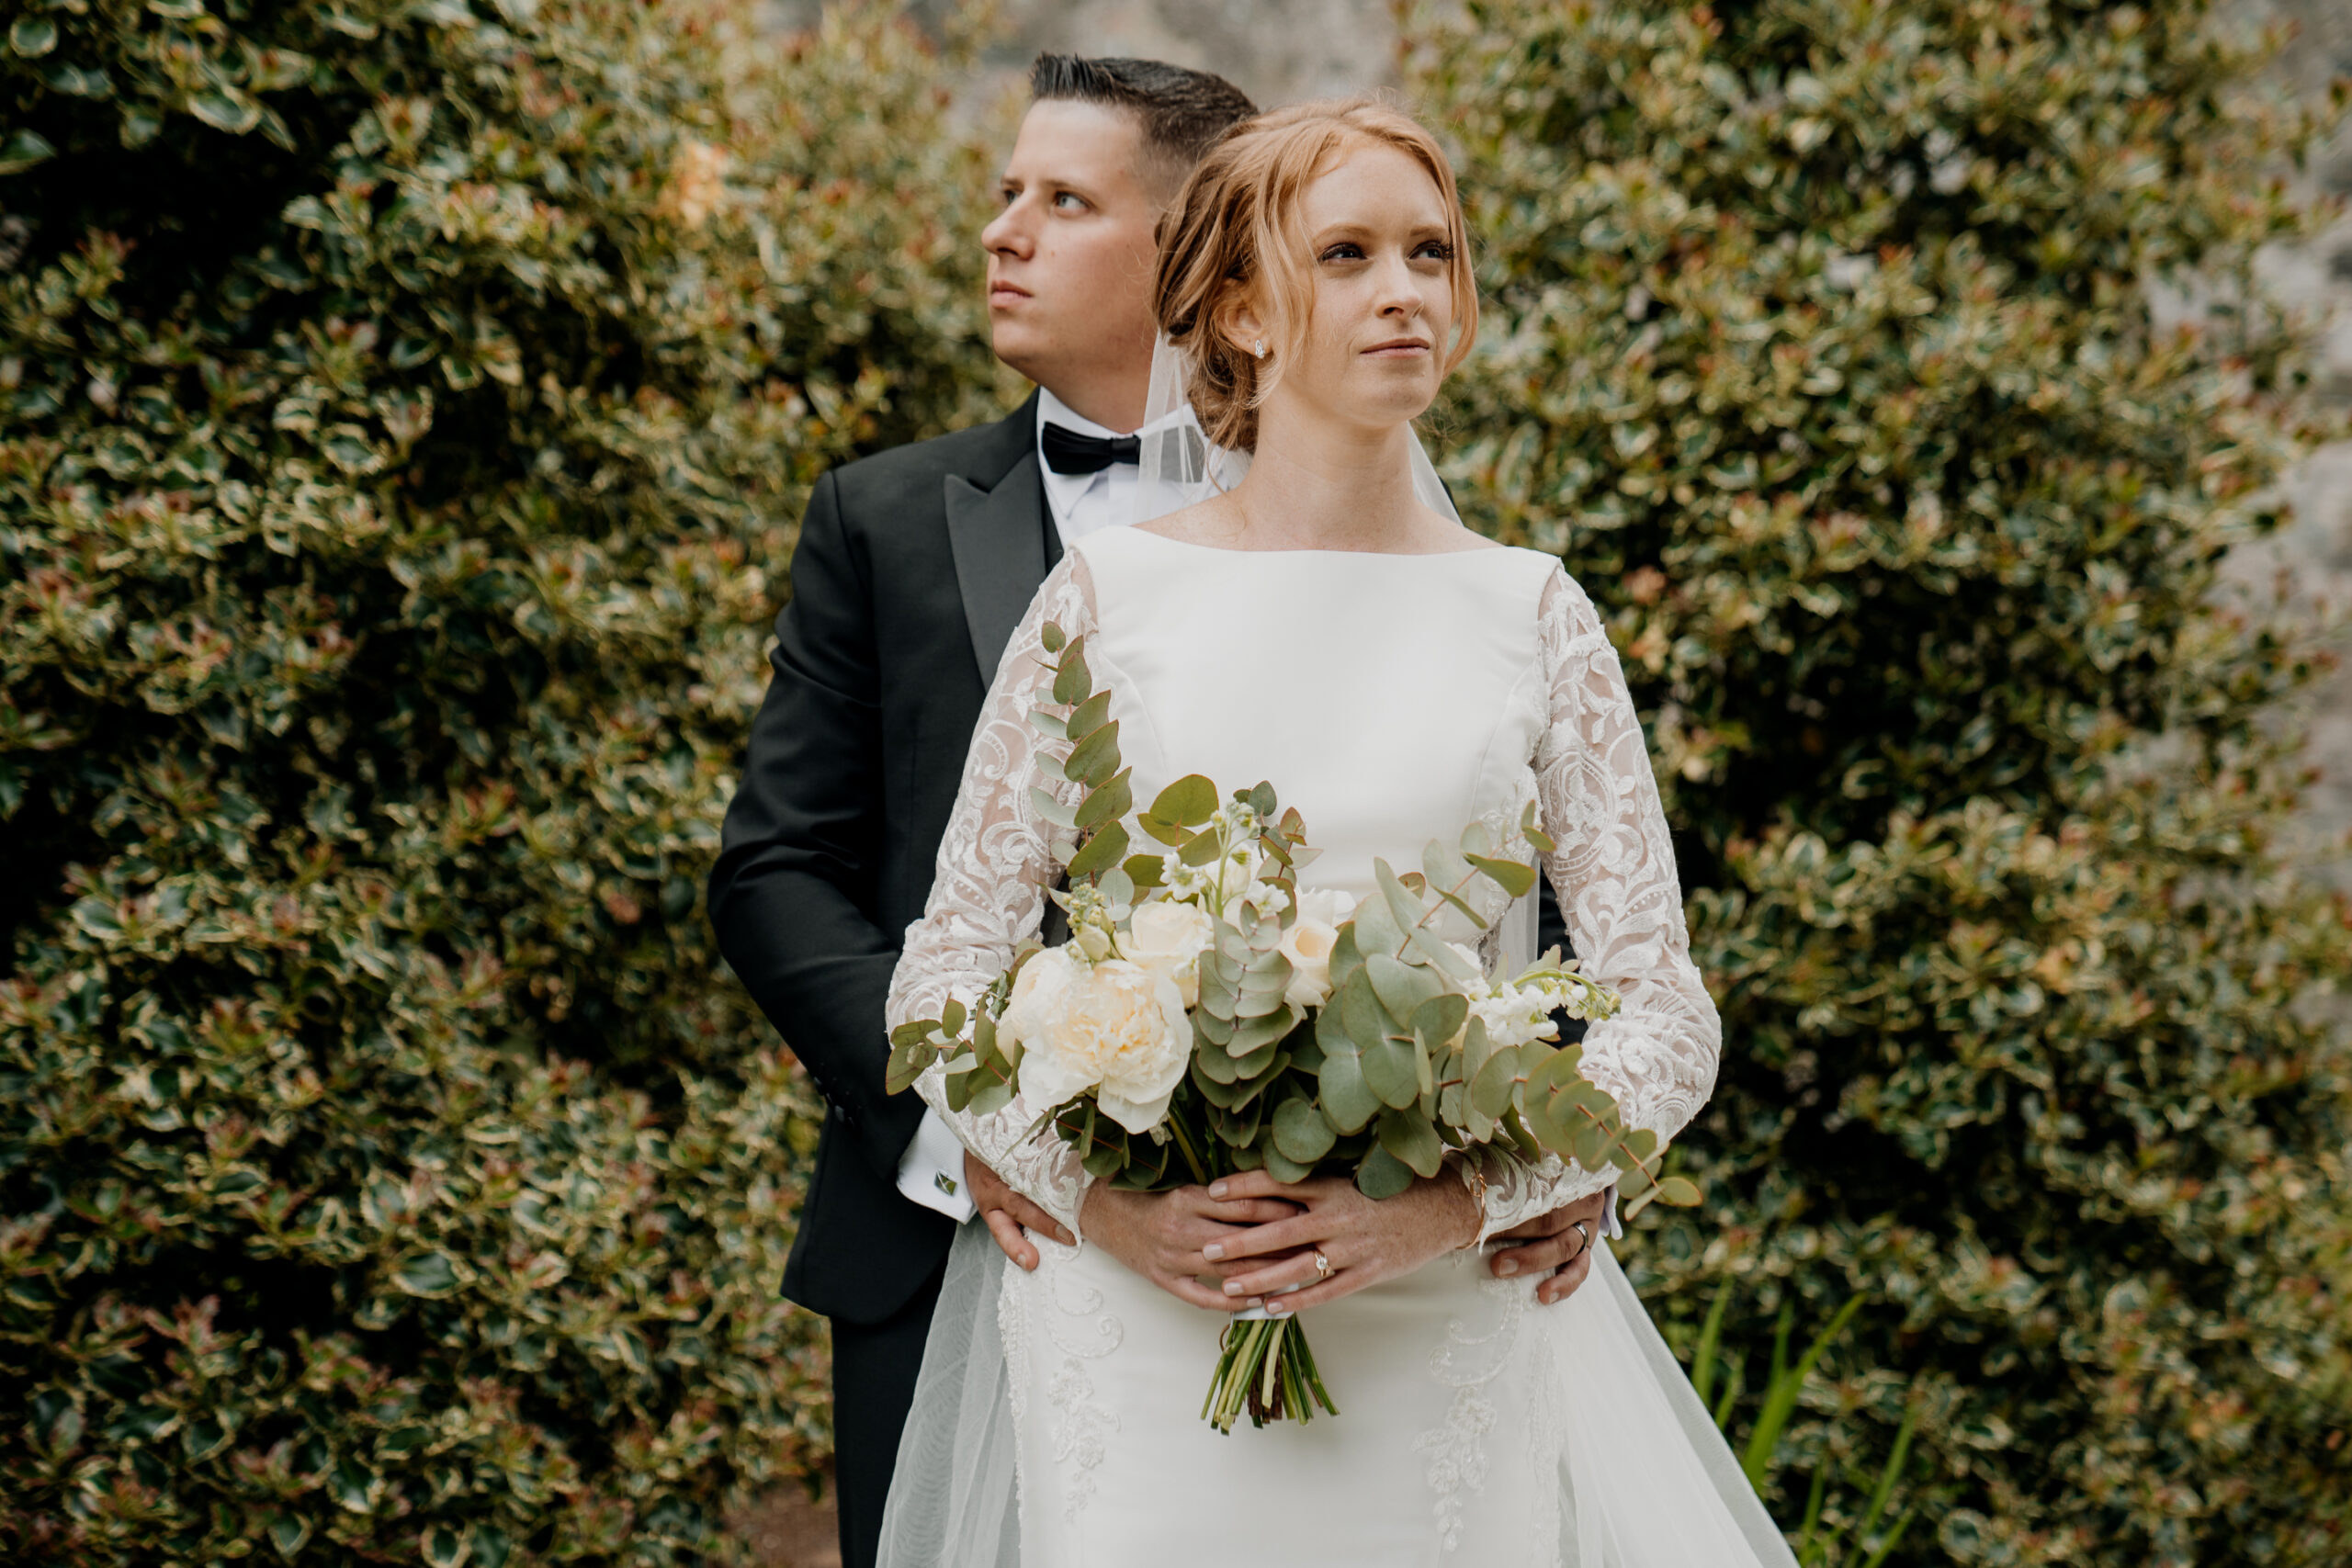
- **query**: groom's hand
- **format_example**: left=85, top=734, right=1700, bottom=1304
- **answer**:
left=1488, top=1191, right=1609, bottom=1306
left=967, top=1152, right=1074, bottom=1273
left=1080, top=1183, right=1304, bottom=1312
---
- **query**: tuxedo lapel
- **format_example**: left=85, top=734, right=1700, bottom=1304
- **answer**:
left=944, top=441, right=1051, bottom=684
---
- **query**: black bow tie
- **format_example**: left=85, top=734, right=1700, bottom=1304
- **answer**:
left=1042, top=422, right=1141, bottom=476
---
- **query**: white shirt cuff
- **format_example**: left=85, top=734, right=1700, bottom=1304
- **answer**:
left=895, top=1107, right=978, bottom=1224
left=1600, top=1185, right=1623, bottom=1241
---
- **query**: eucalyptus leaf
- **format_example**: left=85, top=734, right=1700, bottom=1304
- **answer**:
left=1066, top=819, right=1129, bottom=879
left=1051, top=637, right=1091, bottom=705
left=1074, top=770, right=1132, bottom=829
left=1378, top=1109, right=1446, bottom=1179
left=1177, top=829, right=1223, bottom=866
left=1410, top=993, right=1469, bottom=1051
left=1272, top=1098, right=1337, bottom=1164
left=1354, top=1145, right=1415, bottom=1201
left=1364, top=952, right=1443, bottom=1021
left=1360, top=1033, right=1419, bottom=1110
left=1261, top=1145, right=1312, bottom=1184
left=1465, top=852, right=1538, bottom=898
left=1027, top=707, right=1069, bottom=739
left=1066, top=720, right=1122, bottom=787
left=1065, top=689, right=1113, bottom=739
left=1150, top=774, right=1218, bottom=825
left=1028, top=786, right=1078, bottom=829
left=1317, top=1044, right=1379, bottom=1134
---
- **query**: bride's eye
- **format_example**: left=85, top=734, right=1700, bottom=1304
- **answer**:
left=1319, top=243, right=1365, bottom=263
left=1415, top=241, right=1455, bottom=263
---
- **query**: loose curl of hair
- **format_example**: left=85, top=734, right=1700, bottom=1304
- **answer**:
left=1151, top=99, right=1479, bottom=454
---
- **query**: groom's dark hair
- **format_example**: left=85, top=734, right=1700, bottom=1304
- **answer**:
left=1029, top=54, right=1258, bottom=196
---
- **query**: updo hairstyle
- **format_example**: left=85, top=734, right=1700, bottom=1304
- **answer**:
left=1151, top=99, right=1479, bottom=452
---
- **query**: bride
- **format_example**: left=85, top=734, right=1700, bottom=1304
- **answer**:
left=875, top=99, right=1795, bottom=1567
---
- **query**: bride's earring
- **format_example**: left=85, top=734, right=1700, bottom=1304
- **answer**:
left=1251, top=339, right=1267, bottom=360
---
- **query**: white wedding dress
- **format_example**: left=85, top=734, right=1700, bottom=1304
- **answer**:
left=876, top=524, right=1796, bottom=1567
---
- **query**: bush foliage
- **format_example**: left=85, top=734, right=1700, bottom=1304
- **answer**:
left=1415, top=0, right=2352, bottom=1562
left=0, top=0, right=999, bottom=1560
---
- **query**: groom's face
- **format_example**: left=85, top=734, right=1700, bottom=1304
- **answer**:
left=983, top=99, right=1164, bottom=416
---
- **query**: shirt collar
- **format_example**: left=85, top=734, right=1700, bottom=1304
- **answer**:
left=1035, top=387, right=1125, bottom=534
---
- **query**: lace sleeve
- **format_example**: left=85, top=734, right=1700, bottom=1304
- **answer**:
left=1469, top=566, right=1724, bottom=1243
left=884, top=552, right=1097, bottom=1235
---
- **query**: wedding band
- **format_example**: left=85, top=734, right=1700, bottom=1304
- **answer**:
left=1569, top=1219, right=1593, bottom=1257
left=1311, top=1249, right=1332, bottom=1280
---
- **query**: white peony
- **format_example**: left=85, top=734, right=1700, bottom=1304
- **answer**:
left=997, top=948, right=1192, bottom=1133
left=1125, top=900, right=1215, bottom=1007
left=1295, top=887, right=1358, bottom=931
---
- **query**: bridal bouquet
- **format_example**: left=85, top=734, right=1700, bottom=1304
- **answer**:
left=887, top=623, right=1697, bottom=1433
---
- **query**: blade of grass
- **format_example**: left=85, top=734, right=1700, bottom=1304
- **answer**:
left=1691, top=1280, right=1733, bottom=1409
left=1740, top=1295, right=1864, bottom=1489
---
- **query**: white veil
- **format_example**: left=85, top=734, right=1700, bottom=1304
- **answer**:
left=1129, top=333, right=1463, bottom=527
left=872, top=343, right=1793, bottom=1568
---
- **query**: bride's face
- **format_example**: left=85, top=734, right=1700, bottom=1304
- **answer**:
left=1241, top=142, right=1459, bottom=435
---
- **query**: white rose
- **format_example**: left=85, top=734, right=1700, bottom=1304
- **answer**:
left=1279, top=914, right=1340, bottom=1010
left=1006, top=954, right=1192, bottom=1134
left=1125, top=900, right=1215, bottom=1007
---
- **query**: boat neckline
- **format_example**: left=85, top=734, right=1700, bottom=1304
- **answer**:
left=1108, top=527, right=1517, bottom=560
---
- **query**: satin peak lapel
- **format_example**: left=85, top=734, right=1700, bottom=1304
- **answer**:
left=944, top=448, right=1049, bottom=684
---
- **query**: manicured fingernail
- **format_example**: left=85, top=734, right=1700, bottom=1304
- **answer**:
left=1224, top=1280, right=1243, bottom=1295
left=1203, top=1242, right=1225, bottom=1260
left=1209, top=1180, right=1228, bottom=1199
left=1498, top=1257, right=1519, bottom=1276
left=1270, top=1303, right=1293, bottom=1317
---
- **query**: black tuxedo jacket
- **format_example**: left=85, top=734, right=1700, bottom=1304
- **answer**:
left=710, top=394, right=1057, bottom=1325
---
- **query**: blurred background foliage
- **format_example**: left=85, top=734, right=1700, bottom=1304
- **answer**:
left=2, top=0, right=2348, bottom=1562
left=0, top=0, right=1001, bottom=1560
left=1414, top=0, right=2352, bottom=1562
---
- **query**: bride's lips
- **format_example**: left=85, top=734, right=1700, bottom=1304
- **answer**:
left=989, top=279, right=1033, bottom=309
left=1363, top=337, right=1430, bottom=357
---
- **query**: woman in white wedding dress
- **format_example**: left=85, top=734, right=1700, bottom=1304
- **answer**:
left=876, top=100, right=1797, bottom=1568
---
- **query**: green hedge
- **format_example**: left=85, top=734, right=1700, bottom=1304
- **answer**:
left=1416, top=1, right=2352, bottom=1562
left=0, top=0, right=1000, bottom=1560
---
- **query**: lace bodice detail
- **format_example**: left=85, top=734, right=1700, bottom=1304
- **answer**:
left=884, top=541, right=1720, bottom=1243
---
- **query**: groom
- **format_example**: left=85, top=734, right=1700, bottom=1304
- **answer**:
left=710, top=53, right=1609, bottom=1568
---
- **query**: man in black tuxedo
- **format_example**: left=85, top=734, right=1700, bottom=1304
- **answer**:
left=709, top=53, right=1610, bottom=1568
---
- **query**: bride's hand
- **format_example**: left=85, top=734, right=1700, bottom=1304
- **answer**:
left=1200, top=1169, right=1480, bottom=1313
left=1080, top=1183, right=1305, bottom=1313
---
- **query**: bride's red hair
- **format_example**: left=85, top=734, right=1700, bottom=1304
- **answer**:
left=1152, top=99, right=1478, bottom=452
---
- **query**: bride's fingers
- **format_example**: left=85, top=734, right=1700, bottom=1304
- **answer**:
left=1192, top=1195, right=1301, bottom=1225
left=1160, top=1270, right=1257, bottom=1313
left=1219, top=1247, right=1329, bottom=1299
left=1197, top=1210, right=1332, bottom=1263
left=984, top=1207, right=1039, bottom=1272
left=1206, top=1172, right=1346, bottom=1206
left=1001, top=1191, right=1075, bottom=1247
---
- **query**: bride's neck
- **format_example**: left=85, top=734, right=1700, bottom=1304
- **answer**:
left=1228, top=405, right=1430, bottom=550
